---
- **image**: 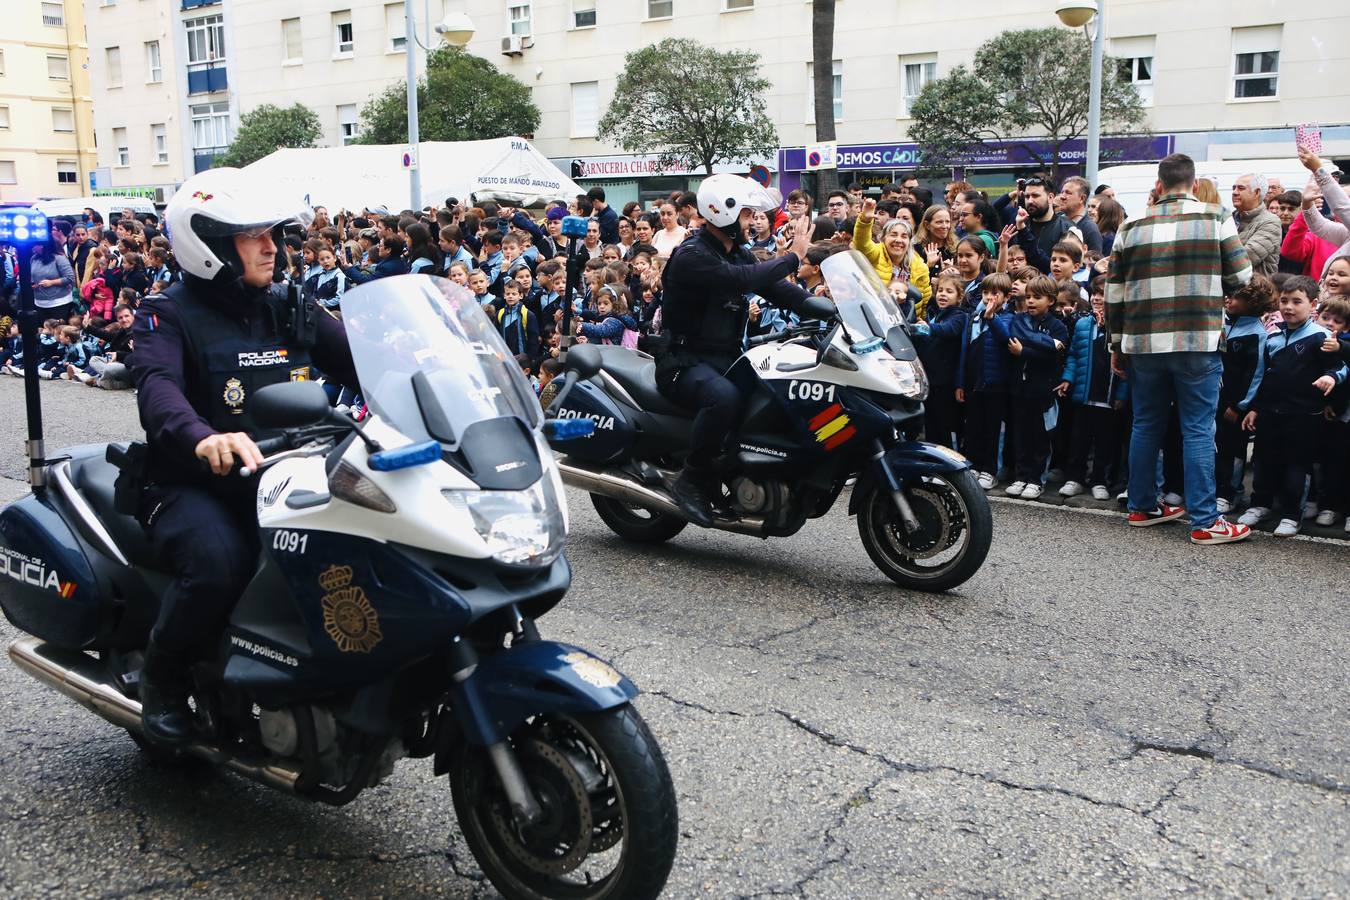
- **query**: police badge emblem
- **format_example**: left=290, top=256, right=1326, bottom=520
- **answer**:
left=223, top=377, right=246, bottom=413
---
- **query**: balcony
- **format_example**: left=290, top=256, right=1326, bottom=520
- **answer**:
left=187, top=62, right=227, bottom=95
left=181, top=0, right=220, bottom=8
left=194, top=148, right=226, bottom=173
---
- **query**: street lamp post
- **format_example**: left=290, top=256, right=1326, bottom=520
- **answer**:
left=403, top=5, right=476, bottom=211
left=1056, top=0, right=1105, bottom=188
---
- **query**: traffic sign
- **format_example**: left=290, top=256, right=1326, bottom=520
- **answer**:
left=402, top=145, right=419, bottom=170
left=804, top=141, right=838, bottom=171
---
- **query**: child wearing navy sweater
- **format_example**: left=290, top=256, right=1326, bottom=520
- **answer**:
left=1005, top=276, right=1068, bottom=499
left=496, top=280, right=541, bottom=363
left=1313, top=297, right=1350, bottom=530
left=957, top=272, right=1014, bottom=488
left=1056, top=280, right=1128, bottom=500
left=1214, top=275, right=1274, bottom=513
left=1240, top=277, right=1348, bottom=537
left=914, top=271, right=969, bottom=449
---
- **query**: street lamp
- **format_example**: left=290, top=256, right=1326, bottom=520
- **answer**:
left=0, top=207, right=53, bottom=490
left=1055, top=0, right=1104, bottom=189
left=404, top=4, right=476, bottom=211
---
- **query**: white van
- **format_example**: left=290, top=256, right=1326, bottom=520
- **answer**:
left=1097, top=159, right=1312, bottom=221
left=34, top=196, right=157, bottom=226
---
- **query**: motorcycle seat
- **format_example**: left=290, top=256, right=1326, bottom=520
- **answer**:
left=591, top=345, right=691, bottom=418
left=64, top=444, right=168, bottom=571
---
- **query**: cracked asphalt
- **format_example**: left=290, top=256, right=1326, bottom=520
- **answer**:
left=0, top=378, right=1347, bottom=898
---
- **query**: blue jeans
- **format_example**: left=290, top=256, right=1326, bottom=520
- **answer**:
left=1126, top=351, right=1222, bottom=529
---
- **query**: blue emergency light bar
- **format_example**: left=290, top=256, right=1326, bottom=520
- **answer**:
left=0, top=207, right=50, bottom=244
left=368, top=439, right=443, bottom=471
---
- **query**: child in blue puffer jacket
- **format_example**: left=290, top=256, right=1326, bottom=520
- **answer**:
left=957, top=272, right=1014, bottom=488
left=914, top=271, right=969, bottom=449
left=1055, top=280, right=1130, bottom=500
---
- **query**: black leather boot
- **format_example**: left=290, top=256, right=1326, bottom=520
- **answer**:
left=671, top=466, right=715, bottom=527
left=139, top=646, right=195, bottom=747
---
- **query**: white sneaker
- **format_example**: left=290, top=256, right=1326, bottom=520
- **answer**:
left=1303, top=502, right=1319, bottom=521
left=1345, top=518, right=1350, bottom=534
left=1215, top=497, right=1233, bottom=514
left=1021, top=483, right=1044, bottom=500
left=1315, top=509, right=1336, bottom=527
left=38, top=369, right=54, bottom=380
left=1005, top=481, right=1027, bottom=497
left=1116, top=490, right=1128, bottom=502
left=8, top=366, right=23, bottom=377
left=1273, top=518, right=1300, bottom=538
left=1237, top=506, right=1269, bottom=526
left=1163, top=492, right=1184, bottom=507
left=977, top=472, right=996, bottom=490
left=1059, top=481, right=1084, bottom=497
left=1091, top=484, right=1111, bottom=501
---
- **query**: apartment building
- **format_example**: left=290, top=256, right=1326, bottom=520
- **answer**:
left=0, top=0, right=98, bottom=201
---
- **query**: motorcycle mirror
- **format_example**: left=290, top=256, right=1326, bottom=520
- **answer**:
left=252, top=381, right=334, bottom=430
left=800, top=294, right=836, bottom=322
left=565, top=343, right=603, bottom=380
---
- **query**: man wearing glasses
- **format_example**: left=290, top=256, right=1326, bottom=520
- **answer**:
left=824, top=191, right=851, bottom=228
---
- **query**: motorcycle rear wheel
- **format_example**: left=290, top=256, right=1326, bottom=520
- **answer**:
left=590, top=494, right=687, bottom=543
left=857, top=468, right=992, bottom=592
left=449, top=705, right=678, bottom=900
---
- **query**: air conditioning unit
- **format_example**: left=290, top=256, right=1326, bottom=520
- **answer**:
left=501, top=35, right=524, bottom=56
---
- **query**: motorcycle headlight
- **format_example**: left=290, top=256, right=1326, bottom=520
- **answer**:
left=883, top=358, right=929, bottom=401
left=442, top=476, right=564, bottom=568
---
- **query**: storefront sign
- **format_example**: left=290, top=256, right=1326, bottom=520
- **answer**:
left=562, top=153, right=776, bottom=179
left=781, top=135, right=1174, bottom=172
left=92, top=187, right=158, bottom=199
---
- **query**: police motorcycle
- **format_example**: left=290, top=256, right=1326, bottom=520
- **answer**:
left=0, top=268, right=678, bottom=900
left=546, top=249, right=993, bottom=592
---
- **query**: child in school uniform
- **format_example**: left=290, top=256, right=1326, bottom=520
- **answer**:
left=1005, top=276, right=1069, bottom=499
left=1056, top=277, right=1129, bottom=500
left=1214, top=275, right=1274, bottom=514
left=914, top=271, right=970, bottom=449
left=957, top=272, right=1015, bottom=489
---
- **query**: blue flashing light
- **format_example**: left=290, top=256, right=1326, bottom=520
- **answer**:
left=0, top=207, right=49, bottom=244
left=560, top=215, right=589, bottom=239
left=544, top=417, right=596, bottom=441
left=851, top=336, right=885, bottom=355
left=368, top=439, right=443, bottom=471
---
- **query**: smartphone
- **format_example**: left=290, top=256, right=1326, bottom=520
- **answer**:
left=1296, top=123, right=1322, bottom=154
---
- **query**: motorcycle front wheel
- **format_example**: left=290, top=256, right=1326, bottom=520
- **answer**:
left=590, top=494, right=687, bottom=543
left=856, top=468, right=993, bottom=592
left=449, top=705, right=678, bottom=900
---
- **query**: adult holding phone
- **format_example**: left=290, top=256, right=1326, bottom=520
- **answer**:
left=1296, top=143, right=1350, bottom=280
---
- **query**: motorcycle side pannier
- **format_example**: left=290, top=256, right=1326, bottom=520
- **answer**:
left=0, top=494, right=102, bottom=649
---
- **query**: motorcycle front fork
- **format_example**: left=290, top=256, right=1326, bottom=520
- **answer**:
left=447, top=633, right=544, bottom=828
left=871, top=439, right=921, bottom=534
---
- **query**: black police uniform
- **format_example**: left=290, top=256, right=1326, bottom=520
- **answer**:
left=131, top=275, right=357, bottom=659
left=656, top=228, right=812, bottom=469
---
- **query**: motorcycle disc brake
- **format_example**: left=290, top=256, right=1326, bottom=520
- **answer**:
left=487, top=737, right=594, bottom=876
left=888, top=485, right=957, bottom=559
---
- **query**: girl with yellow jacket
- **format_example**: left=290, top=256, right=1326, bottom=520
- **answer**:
left=852, top=198, right=932, bottom=318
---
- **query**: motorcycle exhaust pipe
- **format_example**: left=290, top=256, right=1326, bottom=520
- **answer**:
left=8, top=637, right=301, bottom=793
left=556, top=458, right=768, bottom=537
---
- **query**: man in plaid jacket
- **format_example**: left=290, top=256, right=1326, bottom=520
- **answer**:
left=1106, top=153, right=1254, bottom=545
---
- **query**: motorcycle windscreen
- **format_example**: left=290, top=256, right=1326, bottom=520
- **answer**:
left=339, top=274, right=544, bottom=451
left=820, top=250, right=918, bottom=361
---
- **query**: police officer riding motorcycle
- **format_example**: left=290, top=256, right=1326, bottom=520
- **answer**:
left=656, top=174, right=823, bottom=526
left=130, top=169, right=358, bottom=746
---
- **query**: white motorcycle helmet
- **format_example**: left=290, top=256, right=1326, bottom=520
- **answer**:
left=164, top=167, right=309, bottom=283
left=696, top=174, right=781, bottom=242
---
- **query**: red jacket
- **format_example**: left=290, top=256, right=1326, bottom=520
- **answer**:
left=81, top=276, right=114, bottom=319
left=1280, top=212, right=1338, bottom=278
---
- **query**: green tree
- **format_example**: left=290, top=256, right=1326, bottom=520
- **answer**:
left=598, top=38, right=778, bottom=175
left=810, top=0, right=839, bottom=196
left=216, top=103, right=322, bottom=168
left=908, top=27, right=1147, bottom=182
left=357, top=46, right=539, bottom=144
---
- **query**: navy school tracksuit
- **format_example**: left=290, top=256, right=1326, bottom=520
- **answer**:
left=1248, top=318, right=1347, bottom=520
left=1215, top=314, right=1266, bottom=503
left=914, top=303, right=969, bottom=449
left=957, top=301, right=1013, bottom=476
left=1007, top=311, right=1069, bottom=484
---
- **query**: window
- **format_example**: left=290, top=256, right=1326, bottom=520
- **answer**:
left=57, top=160, right=78, bottom=185
left=386, top=4, right=406, bottom=51
left=0, top=106, right=7, bottom=129
left=333, top=10, right=354, bottom=55
left=0, top=161, right=16, bottom=185
left=1232, top=26, right=1280, bottom=99
left=191, top=101, right=231, bottom=149
left=152, top=123, right=168, bottom=163
left=114, top=127, right=129, bottom=166
left=646, top=0, right=672, bottom=17
left=338, top=104, right=360, bottom=145
left=185, top=15, right=225, bottom=64
left=571, top=0, right=596, bottom=28
left=723, top=0, right=753, bottom=9
left=106, top=46, right=123, bottom=87
left=145, top=40, right=162, bottom=83
left=48, top=53, right=70, bottom=80
left=900, top=53, right=936, bottom=118
left=508, top=3, right=531, bottom=36
left=571, top=81, right=599, bottom=138
left=52, top=107, right=75, bottom=132
left=41, top=2, right=64, bottom=26
left=282, top=18, right=302, bottom=62
left=1111, top=35, right=1154, bottom=106
left=805, top=59, right=842, bottom=122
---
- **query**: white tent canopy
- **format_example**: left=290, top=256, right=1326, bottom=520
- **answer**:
left=239, top=137, right=583, bottom=212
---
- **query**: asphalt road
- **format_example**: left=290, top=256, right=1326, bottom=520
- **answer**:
left=0, top=377, right=1346, bottom=898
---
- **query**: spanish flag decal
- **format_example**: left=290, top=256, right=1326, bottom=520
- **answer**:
left=808, top=404, right=856, bottom=451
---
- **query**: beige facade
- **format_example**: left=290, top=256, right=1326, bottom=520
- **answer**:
left=0, top=0, right=98, bottom=201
